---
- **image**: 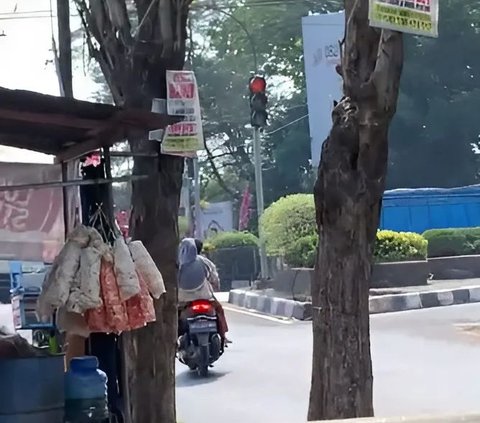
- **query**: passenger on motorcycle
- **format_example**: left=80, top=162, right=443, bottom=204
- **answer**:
left=178, top=238, right=230, bottom=343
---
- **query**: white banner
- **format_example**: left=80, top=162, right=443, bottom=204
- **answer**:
left=163, top=70, right=205, bottom=157
left=302, top=12, right=345, bottom=168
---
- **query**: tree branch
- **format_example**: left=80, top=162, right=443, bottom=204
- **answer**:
left=204, top=140, right=237, bottom=197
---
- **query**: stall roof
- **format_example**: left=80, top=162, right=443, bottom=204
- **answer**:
left=0, top=87, right=175, bottom=162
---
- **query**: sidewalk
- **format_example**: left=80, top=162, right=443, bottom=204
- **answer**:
left=228, top=279, right=480, bottom=320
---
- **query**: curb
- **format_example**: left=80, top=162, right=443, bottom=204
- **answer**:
left=228, top=286, right=480, bottom=320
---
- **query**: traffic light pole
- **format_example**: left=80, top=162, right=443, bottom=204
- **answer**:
left=253, top=126, right=268, bottom=280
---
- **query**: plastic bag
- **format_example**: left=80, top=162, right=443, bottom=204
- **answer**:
left=125, top=271, right=156, bottom=331
left=66, top=246, right=102, bottom=314
left=56, top=307, right=90, bottom=338
left=129, top=241, right=166, bottom=299
left=113, top=237, right=140, bottom=301
left=37, top=235, right=83, bottom=322
left=86, top=258, right=129, bottom=334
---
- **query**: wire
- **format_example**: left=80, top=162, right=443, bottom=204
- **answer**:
left=265, top=114, right=308, bottom=136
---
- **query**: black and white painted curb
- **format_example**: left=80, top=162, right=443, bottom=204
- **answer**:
left=228, top=286, right=480, bottom=320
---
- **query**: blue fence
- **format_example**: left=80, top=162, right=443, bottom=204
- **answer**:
left=380, top=185, right=480, bottom=234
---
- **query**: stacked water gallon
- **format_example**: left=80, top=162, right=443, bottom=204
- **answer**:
left=64, top=356, right=109, bottom=422
left=0, top=354, right=65, bottom=422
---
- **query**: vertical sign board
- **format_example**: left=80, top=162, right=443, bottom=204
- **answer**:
left=163, top=70, right=205, bottom=157
left=369, top=0, right=438, bottom=37
left=302, top=12, right=345, bottom=168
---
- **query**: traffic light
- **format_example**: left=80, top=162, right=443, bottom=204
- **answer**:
left=249, top=76, right=267, bottom=128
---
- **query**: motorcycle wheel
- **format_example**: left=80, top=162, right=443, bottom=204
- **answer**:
left=198, top=365, right=209, bottom=377
left=197, top=345, right=209, bottom=377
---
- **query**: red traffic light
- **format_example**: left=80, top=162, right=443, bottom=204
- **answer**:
left=249, top=76, right=266, bottom=94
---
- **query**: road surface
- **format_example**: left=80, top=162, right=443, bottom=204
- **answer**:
left=2, top=301, right=479, bottom=422
left=176, top=303, right=480, bottom=423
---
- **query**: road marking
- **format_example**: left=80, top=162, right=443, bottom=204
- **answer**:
left=223, top=304, right=294, bottom=324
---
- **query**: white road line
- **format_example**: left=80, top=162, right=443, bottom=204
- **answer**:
left=223, top=304, right=294, bottom=324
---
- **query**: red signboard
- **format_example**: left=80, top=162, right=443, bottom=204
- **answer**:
left=0, top=162, right=71, bottom=263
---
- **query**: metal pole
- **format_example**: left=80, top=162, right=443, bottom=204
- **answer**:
left=253, top=127, right=268, bottom=279
left=193, top=157, right=202, bottom=239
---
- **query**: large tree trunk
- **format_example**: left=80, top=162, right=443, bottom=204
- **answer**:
left=73, top=1, right=191, bottom=422
left=307, top=0, right=403, bottom=420
left=123, top=144, right=183, bottom=423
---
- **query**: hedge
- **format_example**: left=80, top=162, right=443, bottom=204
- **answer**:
left=374, top=230, right=427, bottom=263
left=423, top=227, right=480, bottom=257
left=205, top=231, right=259, bottom=289
left=260, top=194, right=316, bottom=256
left=284, top=235, right=317, bottom=268
left=206, top=231, right=259, bottom=250
left=283, top=230, right=427, bottom=268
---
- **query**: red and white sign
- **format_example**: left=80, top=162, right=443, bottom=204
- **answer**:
left=163, top=70, right=204, bottom=156
left=0, top=163, right=72, bottom=263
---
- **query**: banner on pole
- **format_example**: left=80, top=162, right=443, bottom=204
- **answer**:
left=369, top=0, right=438, bottom=37
left=163, top=70, right=204, bottom=157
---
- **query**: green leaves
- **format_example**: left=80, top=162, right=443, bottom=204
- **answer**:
left=260, top=193, right=316, bottom=255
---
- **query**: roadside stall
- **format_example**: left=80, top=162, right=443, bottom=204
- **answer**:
left=0, top=87, right=174, bottom=422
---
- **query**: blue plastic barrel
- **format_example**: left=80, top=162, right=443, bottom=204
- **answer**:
left=65, top=356, right=109, bottom=422
left=0, top=354, right=65, bottom=422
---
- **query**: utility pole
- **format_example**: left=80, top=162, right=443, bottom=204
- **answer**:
left=252, top=127, right=268, bottom=279
left=249, top=76, right=268, bottom=279
left=57, top=0, right=73, bottom=98
left=193, top=157, right=202, bottom=239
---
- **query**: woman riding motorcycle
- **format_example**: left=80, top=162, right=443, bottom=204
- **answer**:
left=178, top=238, right=230, bottom=343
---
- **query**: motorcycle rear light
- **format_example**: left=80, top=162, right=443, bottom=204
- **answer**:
left=190, top=300, right=213, bottom=314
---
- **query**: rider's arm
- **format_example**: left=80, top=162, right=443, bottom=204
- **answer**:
left=199, top=256, right=220, bottom=291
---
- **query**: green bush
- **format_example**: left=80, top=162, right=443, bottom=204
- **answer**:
left=423, top=227, right=480, bottom=257
left=207, top=231, right=259, bottom=250
left=280, top=230, right=427, bottom=268
left=374, top=230, right=427, bottom=262
left=284, top=235, right=317, bottom=268
left=260, top=194, right=316, bottom=256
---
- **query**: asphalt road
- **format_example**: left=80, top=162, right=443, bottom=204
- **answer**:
left=2, top=301, right=479, bottom=422
left=176, top=303, right=480, bottom=423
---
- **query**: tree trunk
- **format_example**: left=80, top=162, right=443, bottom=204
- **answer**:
left=72, top=2, right=191, bottom=421
left=122, top=140, right=183, bottom=423
left=307, top=0, right=403, bottom=420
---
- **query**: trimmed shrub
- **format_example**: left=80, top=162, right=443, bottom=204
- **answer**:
left=207, top=231, right=259, bottom=250
left=374, top=230, right=427, bottom=262
left=284, top=235, right=317, bottom=268
left=260, top=194, right=316, bottom=256
left=206, top=231, right=259, bottom=290
left=281, top=230, right=427, bottom=268
left=423, top=227, right=480, bottom=257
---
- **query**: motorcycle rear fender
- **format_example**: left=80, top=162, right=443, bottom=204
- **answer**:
left=196, top=333, right=210, bottom=346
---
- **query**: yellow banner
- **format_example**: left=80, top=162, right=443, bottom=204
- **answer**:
left=369, top=0, right=438, bottom=38
left=161, top=136, right=203, bottom=153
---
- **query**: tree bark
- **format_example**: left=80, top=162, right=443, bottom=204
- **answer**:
left=122, top=139, right=183, bottom=423
left=73, top=1, right=192, bottom=422
left=307, top=0, right=403, bottom=420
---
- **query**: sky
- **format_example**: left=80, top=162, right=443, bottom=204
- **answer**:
left=0, top=0, right=98, bottom=163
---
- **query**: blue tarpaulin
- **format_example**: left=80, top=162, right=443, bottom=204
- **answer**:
left=380, top=185, right=480, bottom=234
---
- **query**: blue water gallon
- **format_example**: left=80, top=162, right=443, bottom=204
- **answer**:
left=64, top=356, right=109, bottom=422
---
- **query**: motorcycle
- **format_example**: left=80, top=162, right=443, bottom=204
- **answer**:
left=177, top=299, right=224, bottom=377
